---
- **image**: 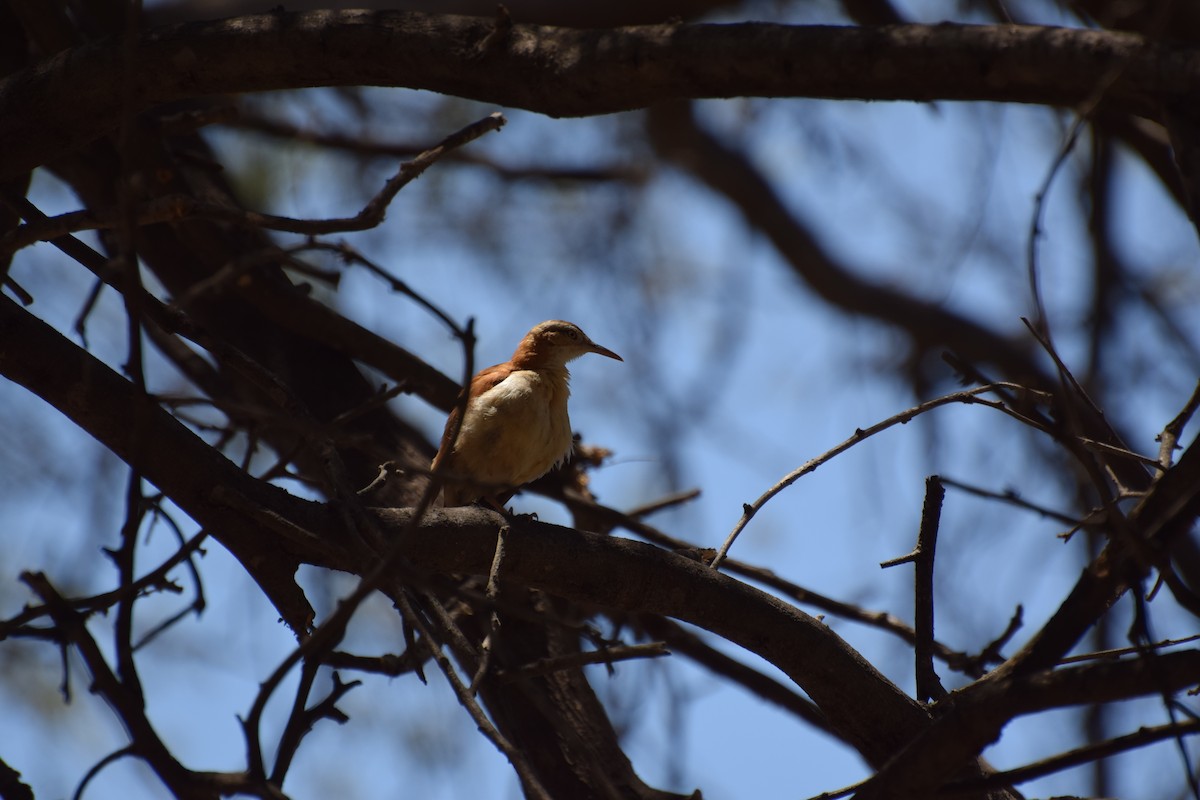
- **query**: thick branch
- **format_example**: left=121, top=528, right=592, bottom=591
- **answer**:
left=2, top=12, right=1195, bottom=180
left=0, top=292, right=932, bottom=770
left=0, top=293, right=344, bottom=631
left=854, top=647, right=1200, bottom=800
left=372, top=506, right=931, bottom=768
left=849, top=435, right=1200, bottom=797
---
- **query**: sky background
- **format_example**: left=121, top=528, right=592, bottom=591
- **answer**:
left=4, top=1, right=1200, bottom=799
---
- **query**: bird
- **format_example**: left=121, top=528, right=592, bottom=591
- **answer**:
left=432, top=320, right=622, bottom=507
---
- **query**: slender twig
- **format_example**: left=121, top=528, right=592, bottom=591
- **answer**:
left=134, top=506, right=207, bottom=651
left=71, top=277, right=104, bottom=347
left=22, top=573, right=203, bottom=798
left=1128, top=586, right=1200, bottom=800
left=239, top=518, right=414, bottom=780
left=235, top=314, right=473, bottom=779
left=1077, top=436, right=1165, bottom=471
left=1019, top=317, right=1158, bottom=574
left=72, top=747, right=135, bottom=800
left=389, top=587, right=551, bottom=800
left=1, top=113, right=507, bottom=258
left=111, top=479, right=146, bottom=699
left=1058, top=633, right=1200, bottom=665
left=1158, top=379, right=1200, bottom=469
left=272, top=660, right=321, bottom=781
left=939, top=476, right=1079, bottom=525
left=1026, top=113, right=1087, bottom=335
left=239, top=318, right=476, bottom=783
left=227, top=109, right=641, bottom=184
left=938, top=719, right=1200, bottom=796
left=299, top=239, right=472, bottom=335
left=236, top=311, right=484, bottom=786
left=471, top=524, right=511, bottom=692
left=557, top=489, right=991, bottom=675
left=270, top=667, right=361, bottom=785
left=496, top=642, right=671, bottom=682
left=146, top=502, right=205, bottom=615
left=356, top=461, right=404, bottom=496
left=1025, top=50, right=1131, bottom=336
left=330, top=382, right=408, bottom=428
left=711, top=383, right=1046, bottom=569
left=170, top=245, right=297, bottom=309
left=880, top=476, right=947, bottom=703
left=624, top=488, right=702, bottom=518
left=976, top=605, right=1023, bottom=665
left=1056, top=492, right=1141, bottom=543
left=0, top=532, right=207, bottom=636
left=406, top=587, right=480, bottom=666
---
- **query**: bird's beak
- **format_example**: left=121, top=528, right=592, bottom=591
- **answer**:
left=587, top=341, right=623, bottom=361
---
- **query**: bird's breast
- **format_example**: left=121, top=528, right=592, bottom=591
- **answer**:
left=453, top=369, right=573, bottom=486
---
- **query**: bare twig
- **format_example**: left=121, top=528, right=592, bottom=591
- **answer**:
left=238, top=313, right=479, bottom=784
left=1058, top=632, right=1200, bottom=665
left=471, top=524, right=510, bottom=692
left=1026, top=113, right=1087, bottom=336
left=0, top=531, right=207, bottom=637
left=1159, top=379, right=1200, bottom=469
left=170, top=245, right=300, bottom=309
left=331, top=383, right=408, bottom=429
left=939, top=718, right=1200, bottom=796
left=497, top=642, right=671, bottom=682
left=712, top=383, right=1045, bottom=569
left=1, top=113, right=508, bottom=257
left=624, top=488, right=702, bottom=518
left=1078, top=436, right=1165, bottom=472
left=961, top=606, right=1023, bottom=677
left=134, top=506, right=207, bottom=651
left=270, top=668, right=361, bottom=785
left=880, top=476, right=947, bottom=703
left=71, top=747, right=135, bottom=800
left=71, top=278, right=104, bottom=347
left=305, top=240, right=462, bottom=334
left=1020, top=317, right=1158, bottom=573
left=1025, top=47, right=1132, bottom=336
left=405, top=586, right=480, bottom=667
left=356, top=460, right=404, bottom=496
left=389, top=587, right=551, bottom=800
left=22, top=573, right=210, bottom=799
left=557, top=489, right=991, bottom=675
left=228, top=109, right=644, bottom=184
left=940, top=475, right=1079, bottom=526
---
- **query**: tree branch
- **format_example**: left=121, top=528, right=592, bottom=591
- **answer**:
left=3, top=12, right=1196, bottom=180
left=0, top=291, right=930, bottom=770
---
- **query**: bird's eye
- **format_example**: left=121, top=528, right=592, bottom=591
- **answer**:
left=568, top=330, right=579, bottom=340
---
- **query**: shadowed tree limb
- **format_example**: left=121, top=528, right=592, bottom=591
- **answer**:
left=4, top=12, right=1199, bottom=180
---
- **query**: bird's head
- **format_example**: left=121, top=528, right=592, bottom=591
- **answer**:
left=512, top=320, right=623, bottom=369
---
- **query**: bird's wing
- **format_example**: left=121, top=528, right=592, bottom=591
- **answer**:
left=431, top=363, right=515, bottom=469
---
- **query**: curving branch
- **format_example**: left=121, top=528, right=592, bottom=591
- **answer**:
left=3, top=11, right=1199, bottom=180
left=846, top=432, right=1200, bottom=798
left=12, top=238, right=1200, bottom=796
left=0, top=265, right=970, bottom=786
